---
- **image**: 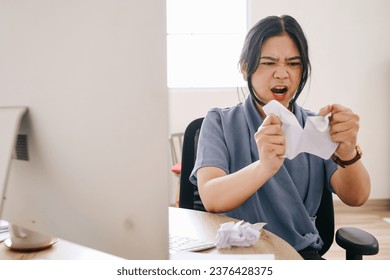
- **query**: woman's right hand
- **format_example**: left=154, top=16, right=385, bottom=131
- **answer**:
left=254, top=114, right=286, bottom=176
left=197, top=114, right=286, bottom=213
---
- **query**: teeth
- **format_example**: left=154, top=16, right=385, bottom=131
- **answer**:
left=271, top=87, right=287, bottom=94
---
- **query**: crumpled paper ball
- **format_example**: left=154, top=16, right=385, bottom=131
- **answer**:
left=215, top=220, right=266, bottom=249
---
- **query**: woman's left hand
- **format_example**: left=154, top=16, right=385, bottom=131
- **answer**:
left=319, top=104, right=359, bottom=160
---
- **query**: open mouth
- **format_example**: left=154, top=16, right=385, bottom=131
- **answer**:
left=271, top=86, right=288, bottom=94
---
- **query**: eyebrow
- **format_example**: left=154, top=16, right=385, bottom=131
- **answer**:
left=260, top=56, right=302, bottom=61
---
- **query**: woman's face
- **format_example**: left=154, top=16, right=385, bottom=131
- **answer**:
left=250, top=33, right=303, bottom=109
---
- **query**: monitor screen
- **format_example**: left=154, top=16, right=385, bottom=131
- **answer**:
left=0, top=1, right=169, bottom=259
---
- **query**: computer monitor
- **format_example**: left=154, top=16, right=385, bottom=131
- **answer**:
left=0, top=1, right=169, bottom=259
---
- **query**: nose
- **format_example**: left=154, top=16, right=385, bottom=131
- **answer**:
left=273, top=64, right=289, bottom=80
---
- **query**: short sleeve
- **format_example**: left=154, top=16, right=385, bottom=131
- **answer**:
left=324, top=158, right=338, bottom=193
left=189, top=109, right=230, bottom=185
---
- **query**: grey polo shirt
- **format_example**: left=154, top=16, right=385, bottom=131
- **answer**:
left=190, top=97, right=338, bottom=251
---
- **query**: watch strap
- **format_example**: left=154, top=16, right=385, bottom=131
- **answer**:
left=331, top=146, right=362, bottom=168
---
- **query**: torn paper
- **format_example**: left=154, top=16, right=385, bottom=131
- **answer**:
left=262, top=100, right=338, bottom=160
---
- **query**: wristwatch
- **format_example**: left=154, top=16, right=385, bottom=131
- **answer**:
left=331, top=145, right=362, bottom=168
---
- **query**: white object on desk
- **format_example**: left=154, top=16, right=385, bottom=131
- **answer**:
left=216, top=221, right=266, bottom=249
left=0, top=232, right=9, bottom=243
left=169, top=235, right=216, bottom=255
left=4, top=224, right=57, bottom=251
left=0, top=220, right=9, bottom=231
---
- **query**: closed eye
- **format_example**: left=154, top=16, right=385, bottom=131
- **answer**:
left=260, top=62, right=275, bottom=65
left=288, top=61, right=302, bottom=66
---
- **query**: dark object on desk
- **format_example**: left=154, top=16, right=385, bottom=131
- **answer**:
left=179, top=117, right=379, bottom=260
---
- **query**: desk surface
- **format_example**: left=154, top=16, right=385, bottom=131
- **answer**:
left=0, top=207, right=302, bottom=260
left=170, top=207, right=302, bottom=260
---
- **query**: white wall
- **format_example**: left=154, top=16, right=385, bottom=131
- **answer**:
left=169, top=88, right=241, bottom=133
left=169, top=0, right=390, bottom=199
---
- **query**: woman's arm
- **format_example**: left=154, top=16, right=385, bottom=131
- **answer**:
left=198, top=114, right=286, bottom=212
left=331, top=159, right=370, bottom=206
left=320, top=104, right=371, bottom=206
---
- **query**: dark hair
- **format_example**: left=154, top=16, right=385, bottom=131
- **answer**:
left=239, top=15, right=311, bottom=107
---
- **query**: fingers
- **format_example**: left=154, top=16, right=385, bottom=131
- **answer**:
left=329, top=104, right=356, bottom=121
left=319, top=105, right=332, bottom=117
left=257, top=114, right=283, bottom=144
left=327, top=105, right=359, bottom=137
left=256, top=114, right=286, bottom=159
left=258, top=113, right=281, bottom=128
left=322, top=104, right=359, bottom=157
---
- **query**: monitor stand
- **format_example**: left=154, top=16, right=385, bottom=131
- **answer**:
left=0, top=107, right=55, bottom=251
left=4, top=224, right=57, bottom=252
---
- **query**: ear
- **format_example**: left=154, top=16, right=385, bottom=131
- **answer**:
left=240, top=63, right=248, bottom=81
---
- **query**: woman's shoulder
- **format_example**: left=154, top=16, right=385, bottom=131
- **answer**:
left=206, top=102, right=245, bottom=119
left=203, top=102, right=246, bottom=131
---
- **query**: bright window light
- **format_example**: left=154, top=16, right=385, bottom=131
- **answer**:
left=167, top=0, right=247, bottom=88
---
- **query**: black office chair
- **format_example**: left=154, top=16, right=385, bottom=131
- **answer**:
left=179, top=117, right=379, bottom=260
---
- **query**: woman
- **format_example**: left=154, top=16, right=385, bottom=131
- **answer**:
left=189, top=15, right=370, bottom=260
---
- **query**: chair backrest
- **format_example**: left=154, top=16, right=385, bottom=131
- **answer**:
left=179, top=117, right=335, bottom=256
left=315, top=182, right=334, bottom=256
left=179, top=118, right=205, bottom=211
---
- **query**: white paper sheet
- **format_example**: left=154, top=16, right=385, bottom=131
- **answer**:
left=216, top=221, right=266, bottom=249
left=262, top=100, right=338, bottom=160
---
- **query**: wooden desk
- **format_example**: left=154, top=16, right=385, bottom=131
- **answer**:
left=170, top=207, right=302, bottom=260
left=0, top=207, right=302, bottom=260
